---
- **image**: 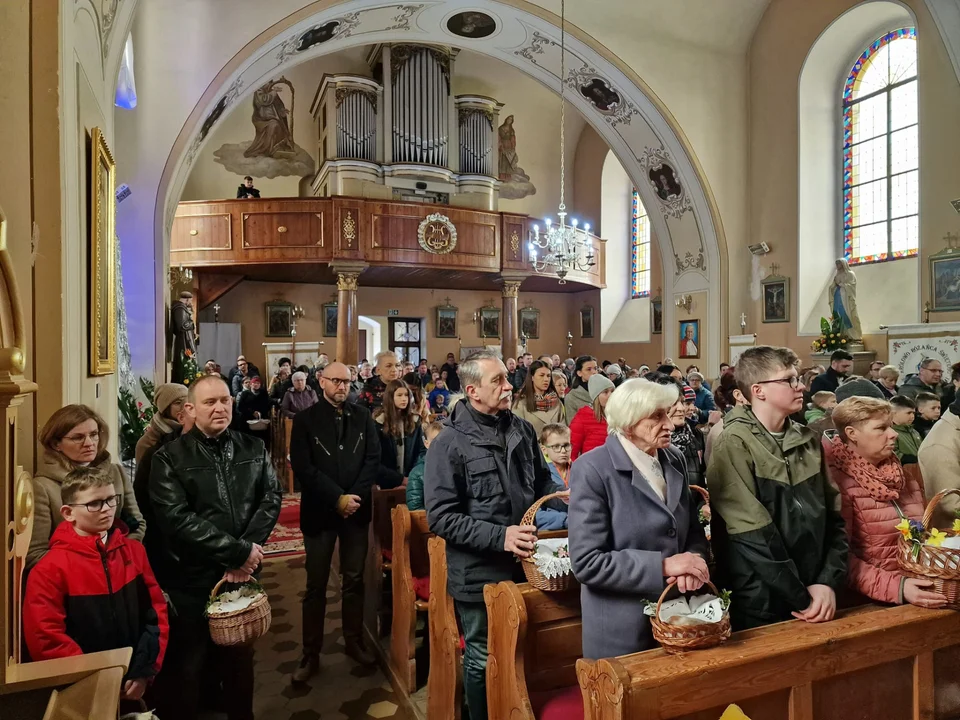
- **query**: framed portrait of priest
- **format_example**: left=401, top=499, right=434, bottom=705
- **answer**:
left=479, top=305, right=501, bottom=339
left=436, top=303, right=458, bottom=338
left=580, top=305, right=595, bottom=339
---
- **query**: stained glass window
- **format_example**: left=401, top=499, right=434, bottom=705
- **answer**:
left=631, top=191, right=651, bottom=298
left=843, top=28, right=918, bottom=265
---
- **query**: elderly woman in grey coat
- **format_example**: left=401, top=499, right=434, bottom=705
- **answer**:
left=281, top=370, right=319, bottom=419
left=569, top=378, right=710, bottom=660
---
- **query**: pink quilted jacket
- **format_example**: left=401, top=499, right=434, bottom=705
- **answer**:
left=824, top=438, right=925, bottom=605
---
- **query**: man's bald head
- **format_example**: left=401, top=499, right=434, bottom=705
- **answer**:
left=320, top=362, right=351, bottom=405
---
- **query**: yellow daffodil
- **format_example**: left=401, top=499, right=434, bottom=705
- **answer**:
left=927, top=528, right=948, bottom=547
left=896, top=518, right=912, bottom=537
left=952, top=519, right=960, bottom=534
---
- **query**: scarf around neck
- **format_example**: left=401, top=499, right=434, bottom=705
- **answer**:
left=534, top=391, right=560, bottom=413
left=149, top=412, right=181, bottom=437
left=829, top=436, right=904, bottom=501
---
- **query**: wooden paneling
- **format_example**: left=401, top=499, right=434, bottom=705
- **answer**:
left=501, top=213, right=529, bottom=269
left=813, top=660, right=913, bottom=720
left=933, top=645, right=960, bottom=718
left=171, top=213, right=231, bottom=252
left=241, top=211, right=324, bottom=249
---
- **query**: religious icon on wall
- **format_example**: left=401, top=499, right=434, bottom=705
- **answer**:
left=761, top=275, right=790, bottom=323
left=479, top=306, right=501, bottom=339
left=323, top=302, right=338, bottom=337
left=213, top=76, right=315, bottom=179
left=579, top=78, right=622, bottom=113
left=652, top=297, right=663, bottom=335
left=436, top=304, right=458, bottom=338
left=265, top=301, right=293, bottom=337
left=931, top=249, right=960, bottom=311
left=447, top=11, right=497, bottom=39
left=498, top=115, right=536, bottom=200
left=90, top=127, right=116, bottom=376
left=649, top=163, right=683, bottom=202
left=519, top=307, right=540, bottom=340
left=580, top=306, right=595, bottom=339
left=679, top=320, right=700, bottom=359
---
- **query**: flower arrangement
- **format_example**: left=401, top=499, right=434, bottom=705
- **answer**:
left=811, top=313, right=851, bottom=353
left=118, top=377, right=157, bottom=462
left=894, top=505, right=957, bottom=560
left=176, top=348, right=204, bottom=386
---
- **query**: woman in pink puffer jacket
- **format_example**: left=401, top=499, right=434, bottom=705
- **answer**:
left=825, top=397, right=947, bottom=608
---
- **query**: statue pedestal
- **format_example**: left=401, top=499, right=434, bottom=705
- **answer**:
left=809, top=350, right=877, bottom=377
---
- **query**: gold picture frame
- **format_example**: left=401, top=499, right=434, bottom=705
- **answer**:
left=89, top=127, right=116, bottom=376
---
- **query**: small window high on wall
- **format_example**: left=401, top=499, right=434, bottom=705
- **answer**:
left=842, top=27, right=918, bottom=265
left=631, top=191, right=650, bottom=298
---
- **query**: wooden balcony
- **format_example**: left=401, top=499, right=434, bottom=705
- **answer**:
left=171, top=197, right=605, bottom=293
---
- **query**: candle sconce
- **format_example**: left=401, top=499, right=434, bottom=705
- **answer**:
left=566, top=331, right=573, bottom=357
left=675, top=294, right=693, bottom=313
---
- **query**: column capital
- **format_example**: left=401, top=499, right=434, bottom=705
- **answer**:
left=501, top=280, right=521, bottom=298
left=330, top=262, right=368, bottom=292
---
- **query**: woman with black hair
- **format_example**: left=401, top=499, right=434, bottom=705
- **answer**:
left=513, top=360, right=566, bottom=435
left=564, top=354, right=599, bottom=417
left=376, top=379, right=425, bottom=489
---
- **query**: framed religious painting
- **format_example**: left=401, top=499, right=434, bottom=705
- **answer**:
left=323, top=302, right=338, bottom=337
left=519, top=306, right=540, bottom=340
left=580, top=305, right=595, bottom=339
left=930, top=249, right=960, bottom=311
left=479, top=305, right=501, bottom=339
left=265, top=301, right=293, bottom=337
left=651, top=296, right=663, bottom=334
left=89, top=127, right=117, bottom=376
left=679, top=319, right=700, bottom=359
left=436, top=302, right=458, bottom=338
left=761, top=275, right=790, bottom=323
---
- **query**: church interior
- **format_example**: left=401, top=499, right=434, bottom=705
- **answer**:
left=4, top=0, right=960, bottom=718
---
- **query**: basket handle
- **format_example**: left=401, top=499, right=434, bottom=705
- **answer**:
left=922, top=488, right=960, bottom=529
left=690, top=485, right=710, bottom=504
left=655, top=579, right=720, bottom=619
left=520, top=491, right=569, bottom=527
left=210, top=575, right=229, bottom=602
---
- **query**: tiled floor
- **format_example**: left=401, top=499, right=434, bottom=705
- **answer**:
left=248, top=554, right=410, bottom=720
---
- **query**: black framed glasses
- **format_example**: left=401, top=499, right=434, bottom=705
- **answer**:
left=68, top=494, right=121, bottom=513
left=545, top=443, right=572, bottom=452
left=324, top=377, right=351, bottom=387
left=756, top=376, right=803, bottom=389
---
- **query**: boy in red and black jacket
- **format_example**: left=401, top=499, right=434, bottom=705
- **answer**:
left=24, top=466, right=169, bottom=702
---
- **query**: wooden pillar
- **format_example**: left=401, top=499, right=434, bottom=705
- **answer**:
left=332, top=263, right=367, bottom=366
left=500, top=278, right=523, bottom=362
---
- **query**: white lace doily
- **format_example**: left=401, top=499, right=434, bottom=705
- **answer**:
left=533, top=538, right=573, bottom=579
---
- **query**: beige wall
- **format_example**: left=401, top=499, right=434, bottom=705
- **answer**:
left=747, top=0, right=960, bottom=360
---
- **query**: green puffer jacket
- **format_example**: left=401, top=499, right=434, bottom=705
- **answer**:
left=706, top=406, right=848, bottom=630
left=405, top=454, right=426, bottom=511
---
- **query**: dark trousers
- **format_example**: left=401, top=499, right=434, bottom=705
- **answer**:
left=154, top=611, right=255, bottom=720
left=303, top=520, right=369, bottom=656
left=455, top=600, right=489, bottom=720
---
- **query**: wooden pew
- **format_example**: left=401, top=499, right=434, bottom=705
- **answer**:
left=367, top=486, right=407, bottom=639
left=426, top=535, right=462, bottom=720
left=485, top=581, right=583, bottom=720
left=389, top=504, right=434, bottom=695
left=576, top=603, right=960, bottom=720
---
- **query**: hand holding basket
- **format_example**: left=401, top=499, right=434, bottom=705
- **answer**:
left=519, top=491, right=578, bottom=592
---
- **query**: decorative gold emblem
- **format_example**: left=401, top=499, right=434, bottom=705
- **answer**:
left=417, top=213, right=458, bottom=255
left=510, top=230, right=520, bottom=259
left=337, top=272, right=359, bottom=291
left=342, top=212, right=357, bottom=248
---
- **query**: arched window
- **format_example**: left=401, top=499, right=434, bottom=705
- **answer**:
left=842, top=27, right=918, bottom=265
left=631, top=191, right=651, bottom=298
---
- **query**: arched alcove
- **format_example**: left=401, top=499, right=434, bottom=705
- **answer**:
left=358, top=315, right=381, bottom=361
left=798, top=0, right=918, bottom=335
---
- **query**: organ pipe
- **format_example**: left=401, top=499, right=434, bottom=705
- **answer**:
left=335, top=89, right=376, bottom=161
left=458, top=108, right=494, bottom=175
left=391, top=46, right=448, bottom=165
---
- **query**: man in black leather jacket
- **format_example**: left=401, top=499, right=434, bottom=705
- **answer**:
left=424, top=350, right=567, bottom=720
left=289, top=362, right=381, bottom=683
left=150, top=375, right=281, bottom=720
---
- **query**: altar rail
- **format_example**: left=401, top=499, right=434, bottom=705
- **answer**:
left=576, top=603, right=960, bottom=720
left=172, top=197, right=605, bottom=288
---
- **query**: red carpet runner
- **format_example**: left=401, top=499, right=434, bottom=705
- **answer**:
left=263, top=493, right=305, bottom=557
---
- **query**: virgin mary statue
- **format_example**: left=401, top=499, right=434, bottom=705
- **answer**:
left=828, top=258, right=863, bottom=341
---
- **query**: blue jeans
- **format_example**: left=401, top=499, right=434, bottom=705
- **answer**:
left=455, top=600, right=489, bottom=720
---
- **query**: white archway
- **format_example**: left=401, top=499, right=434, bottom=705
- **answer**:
left=154, top=0, right=726, bottom=370
left=358, top=315, right=381, bottom=361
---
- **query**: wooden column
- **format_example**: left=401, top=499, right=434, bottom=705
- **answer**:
left=500, top=278, right=522, bottom=362
left=332, top=263, right=367, bottom=366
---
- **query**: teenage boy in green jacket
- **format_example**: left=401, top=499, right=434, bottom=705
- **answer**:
left=707, top=346, right=848, bottom=630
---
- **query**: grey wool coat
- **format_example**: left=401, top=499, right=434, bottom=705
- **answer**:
left=568, top=435, right=709, bottom=660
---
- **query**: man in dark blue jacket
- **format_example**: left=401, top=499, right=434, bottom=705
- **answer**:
left=424, top=350, right=566, bottom=720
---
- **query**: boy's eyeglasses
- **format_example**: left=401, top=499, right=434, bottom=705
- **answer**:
left=67, top=494, right=121, bottom=513
left=756, top=376, right=803, bottom=389
left=545, top=443, right=572, bottom=452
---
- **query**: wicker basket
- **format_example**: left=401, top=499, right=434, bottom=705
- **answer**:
left=520, top=491, right=578, bottom=592
left=650, top=580, right=731, bottom=654
left=897, top=488, right=960, bottom=609
left=207, top=576, right=273, bottom=646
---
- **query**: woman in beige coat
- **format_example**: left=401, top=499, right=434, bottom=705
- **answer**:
left=27, top=404, right=145, bottom=568
left=512, top=360, right=566, bottom=436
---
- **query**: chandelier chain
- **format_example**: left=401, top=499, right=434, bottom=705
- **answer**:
left=559, top=0, right=566, bottom=212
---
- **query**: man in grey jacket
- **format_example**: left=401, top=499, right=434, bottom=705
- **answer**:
left=899, top=358, right=944, bottom=402
left=424, top=350, right=566, bottom=720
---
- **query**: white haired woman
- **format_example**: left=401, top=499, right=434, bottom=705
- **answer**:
left=281, top=371, right=319, bottom=419
left=569, top=379, right=710, bottom=660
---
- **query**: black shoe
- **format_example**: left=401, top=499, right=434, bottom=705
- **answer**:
left=291, top=655, right=320, bottom=684
left=345, top=642, right=376, bottom=667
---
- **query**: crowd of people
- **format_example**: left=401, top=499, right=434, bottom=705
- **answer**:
left=18, top=339, right=960, bottom=720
